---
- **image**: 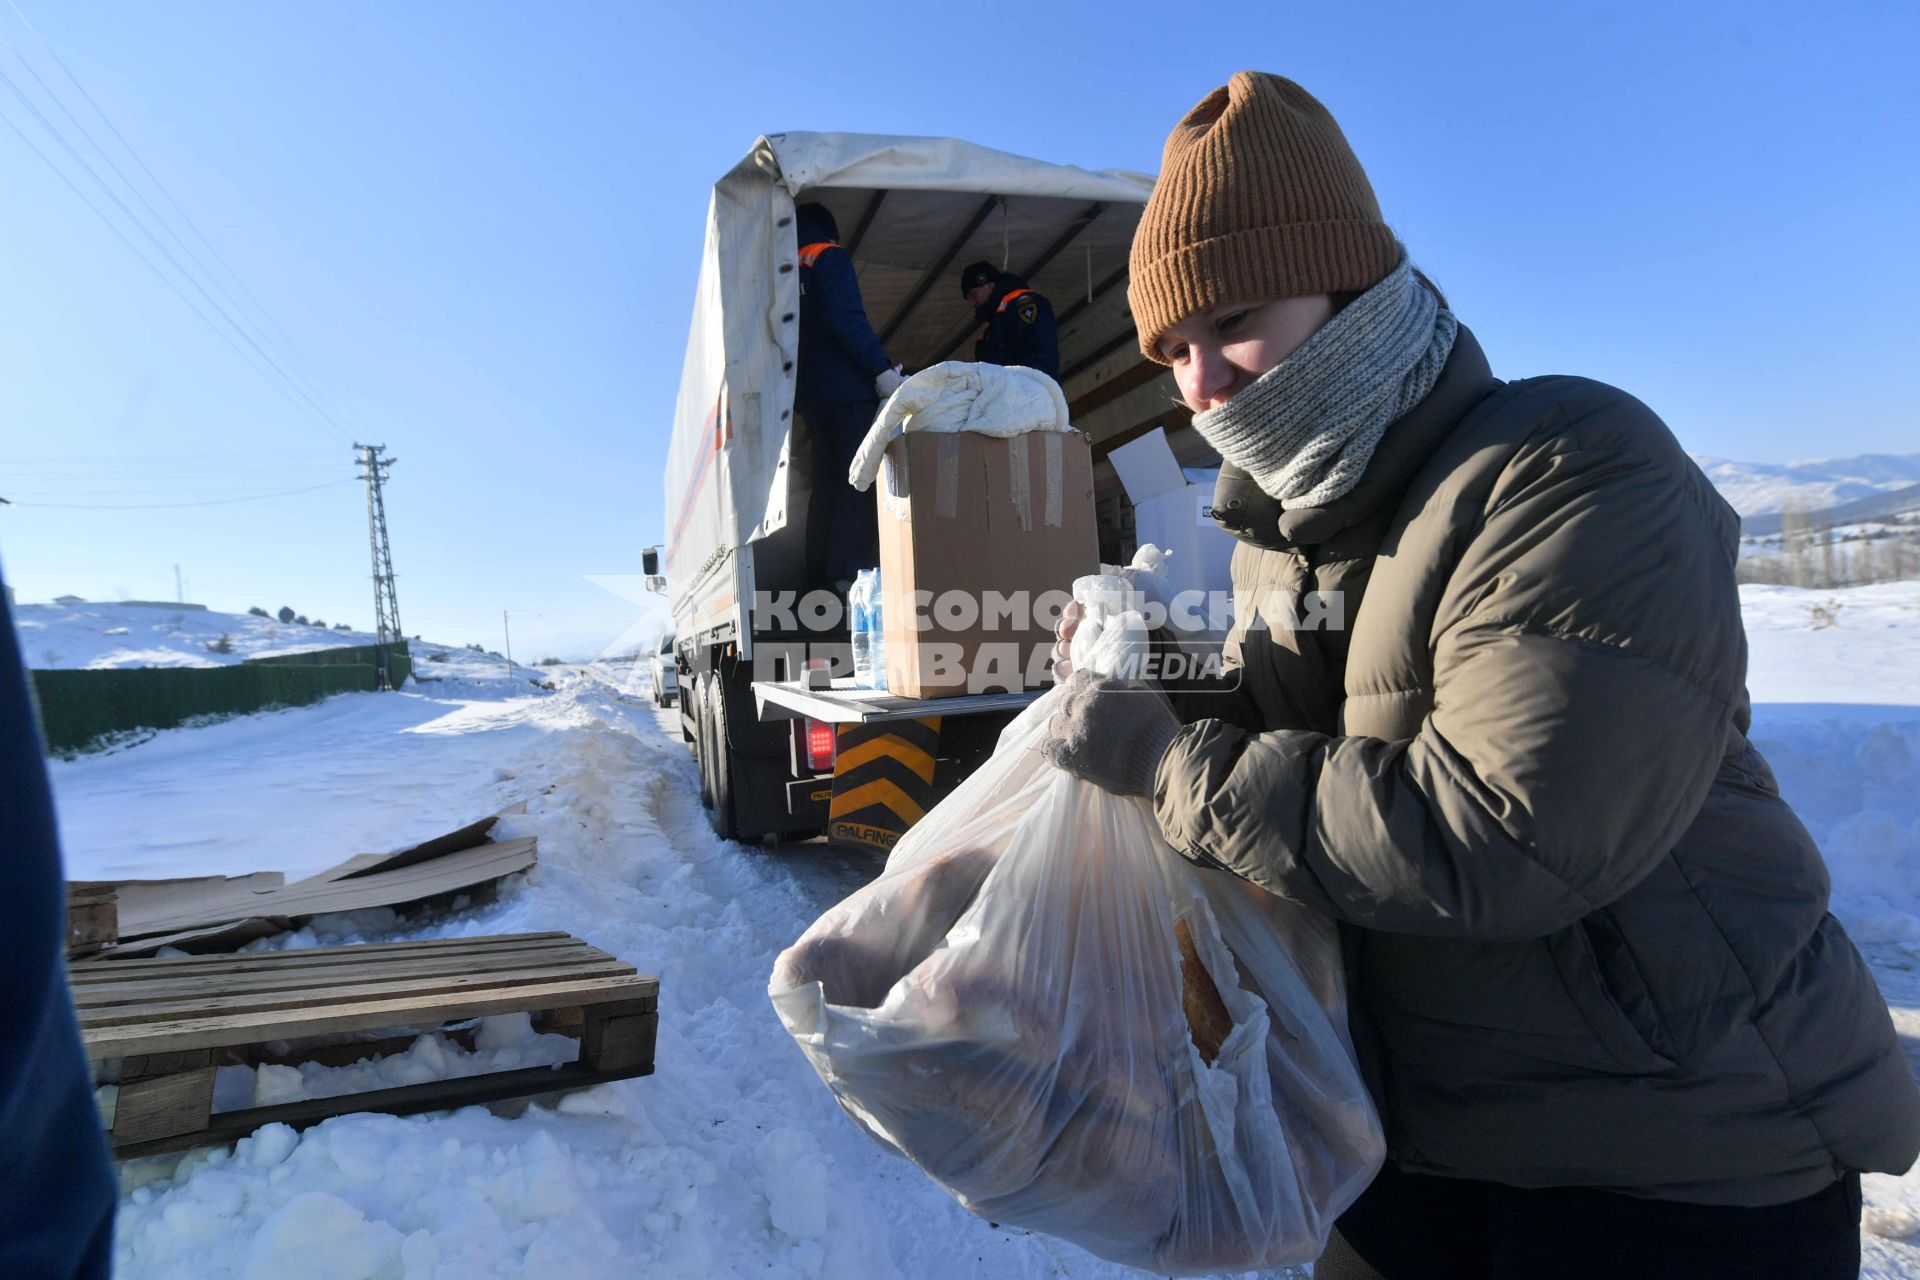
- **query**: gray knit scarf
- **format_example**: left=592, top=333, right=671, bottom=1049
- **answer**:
left=1190, top=252, right=1457, bottom=509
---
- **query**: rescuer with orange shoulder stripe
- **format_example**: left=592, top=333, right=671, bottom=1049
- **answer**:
left=960, top=260, right=1060, bottom=382
left=794, top=202, right=904, bottom=589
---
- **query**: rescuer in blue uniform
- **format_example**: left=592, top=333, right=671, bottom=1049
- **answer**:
left=960, top=260, right=1060, bottom=382
left=0, top=562, right=117, bottom=1279
left=795, top=202, right=903, bottom=590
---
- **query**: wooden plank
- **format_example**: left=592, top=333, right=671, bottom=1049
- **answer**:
left=67, top=886, right=118, bottom=957
left=70, top=931, right=576, bottom=979
left=1082, top=381, right=1193, bottom=456
left=295, top=853, right=388, bottom=883
left=542, top=1005, right=585, bottom=1033
left=111, top=1050, right=213, bottom=1146
left=91, top=918, right=287, bottom=960
left=108, top=1058, right=655, bottom=1160
left=104, top=836, right=537, bottom=936
left=330, top=814, right=499, bottom=880
left=72, top=944, right=610, bottom=1008
left=275, top=836, right=529, bottom=898
left=80, top=958, right=642, bottom=1028
left=111, top=873, right=286, bottom=936
left=581, top=1003, right=657, bottom=1073
left=68, top=880, right=124, bottom=897
left=84, top=973, right=658, bottom=1059
left=241, top=1024, right=483, bottom=1071
left=232, top=840, right=536, bottom=922
left=76, top=945, right=611, bottom=1009
left=72, top=937, right=603, bottom=989
left=1069, top=356, right=1172, bottom=420
left=120, top=1048, right=220, bottom=1080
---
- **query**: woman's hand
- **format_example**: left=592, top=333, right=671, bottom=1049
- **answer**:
left=1041, top=671, right=1181, bottom=798
left=1050, top=600, right=1085, bottom=680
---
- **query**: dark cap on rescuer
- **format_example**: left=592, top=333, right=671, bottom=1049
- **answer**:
left=959, top=261, right=1001, bottom=295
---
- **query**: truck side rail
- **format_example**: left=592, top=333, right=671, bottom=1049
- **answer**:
left=752, top=678, right=1044, bottom=726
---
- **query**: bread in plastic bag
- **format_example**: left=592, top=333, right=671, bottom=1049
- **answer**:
left=769, top=577, right=1384, bottom=1274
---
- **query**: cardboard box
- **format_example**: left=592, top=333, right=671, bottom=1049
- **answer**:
left=1106, top=427, right=1237, bottom=642
left=875, top=429, right=1098, bottom=698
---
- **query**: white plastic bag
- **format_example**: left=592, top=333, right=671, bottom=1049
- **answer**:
left=769, top=580, right=1384, bottom=1274
left=1102, top=543, right=1178, bottom=626
left=1076, top=545, right=1213, bottom=669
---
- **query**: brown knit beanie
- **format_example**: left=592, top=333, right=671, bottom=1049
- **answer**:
left=1130, top=72, right=1400, bottom=363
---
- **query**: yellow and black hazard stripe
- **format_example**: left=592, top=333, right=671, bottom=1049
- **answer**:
left=828, top=716, right=941, bottom=853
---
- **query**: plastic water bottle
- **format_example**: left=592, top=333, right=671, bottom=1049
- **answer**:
left=867, top=567, right=886, bottom=691
left=850, top=569, right=875, bottom=688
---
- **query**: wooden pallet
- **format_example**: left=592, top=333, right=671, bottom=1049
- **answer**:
left=67, top=882, right=119, bottom=959
left=71, top=931, right=658, bottom=1158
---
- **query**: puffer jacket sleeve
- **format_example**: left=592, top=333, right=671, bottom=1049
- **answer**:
left=812, top=247, right=892, bottom=379
left=1165, top=626, right=1265, bottom=732
left=1153, top=389, right=1745, bottom=940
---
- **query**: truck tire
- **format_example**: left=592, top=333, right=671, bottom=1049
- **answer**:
left=693, top=674, right=714, bottom=810
left=703, top=674, right=740, bottom=841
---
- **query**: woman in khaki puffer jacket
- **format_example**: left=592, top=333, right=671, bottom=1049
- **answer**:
left=1042, top=71, right=1920, bottom=1279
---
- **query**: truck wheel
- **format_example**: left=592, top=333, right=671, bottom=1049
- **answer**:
left=704, top=673, right=740, bottom=841
left=693, top=675, right=714, bottom=810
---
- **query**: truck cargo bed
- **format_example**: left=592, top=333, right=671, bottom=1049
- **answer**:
left=752, top=678, right=1044, bottom=725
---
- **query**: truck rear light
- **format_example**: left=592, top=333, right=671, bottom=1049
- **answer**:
left=804, top=718, right=836, bottom=772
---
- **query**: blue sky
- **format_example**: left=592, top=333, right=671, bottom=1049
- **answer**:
left=2, top=0, right=1915, bottom=657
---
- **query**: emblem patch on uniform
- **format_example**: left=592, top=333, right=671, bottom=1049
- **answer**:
left=1017, top=298, right=1039, bottom=325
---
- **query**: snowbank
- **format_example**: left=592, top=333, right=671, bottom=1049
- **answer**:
left=17, top=599, right=553, bottom=688
left=70, top=669, right=1135, bottom=1278
left=17, top=601, right=380, bottom=669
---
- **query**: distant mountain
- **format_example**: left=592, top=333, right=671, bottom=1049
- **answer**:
left=1692, top=452, right=1920, bottom=518
left=1740, top=482, right=1920, bottom=539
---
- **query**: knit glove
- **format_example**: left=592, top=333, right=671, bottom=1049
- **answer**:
left=874, top=366, right=906, bottom=400
left=1041, top=671, right=1181, bottom=798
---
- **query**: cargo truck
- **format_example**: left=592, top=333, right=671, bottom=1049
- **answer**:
left=653, top=132, right=1218, bottom=848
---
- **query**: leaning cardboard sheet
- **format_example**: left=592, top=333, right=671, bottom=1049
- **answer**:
left=769, top=573, right=1384, bottom=1274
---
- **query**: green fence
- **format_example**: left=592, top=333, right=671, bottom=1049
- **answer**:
left=29, top=640, right=413, bottom=755
left=247, top=640, right=412, bottom=687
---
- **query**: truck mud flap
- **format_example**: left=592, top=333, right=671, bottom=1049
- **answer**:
left=828, top=717, right=941, bottom=853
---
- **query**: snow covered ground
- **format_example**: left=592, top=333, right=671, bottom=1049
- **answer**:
left=15, top=597, right=552, bottom=687
left=17, top=600, right=382, bottom=669
left=40, top=582, right=1920, bottom=1278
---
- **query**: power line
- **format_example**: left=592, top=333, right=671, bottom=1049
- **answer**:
left=16, top=36, right=374, bottom=441
left=0, top=99, right=364, bottom=454
left=17, top=485, right=349, bottom=496
left=0, top=29, right=254, bottom=332
left=0, top=15, right=377, bottom=448
left=7, top=450, right=344, bottom=469
left=8, top=468, right=347, bottom=480
left=6, top=0, right=340, bottom=424
left=7, top=454, right=343, bottom=466
left=7, top=478, right=357, bottom=509
left=8, top=461, right=349, bottom=479
left=0, top=101, right=262, bottom=374
left=0, top=62, right=358, bottom=447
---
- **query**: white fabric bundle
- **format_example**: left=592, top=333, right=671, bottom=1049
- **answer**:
left=847, top=361, right=1074, bottom=493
